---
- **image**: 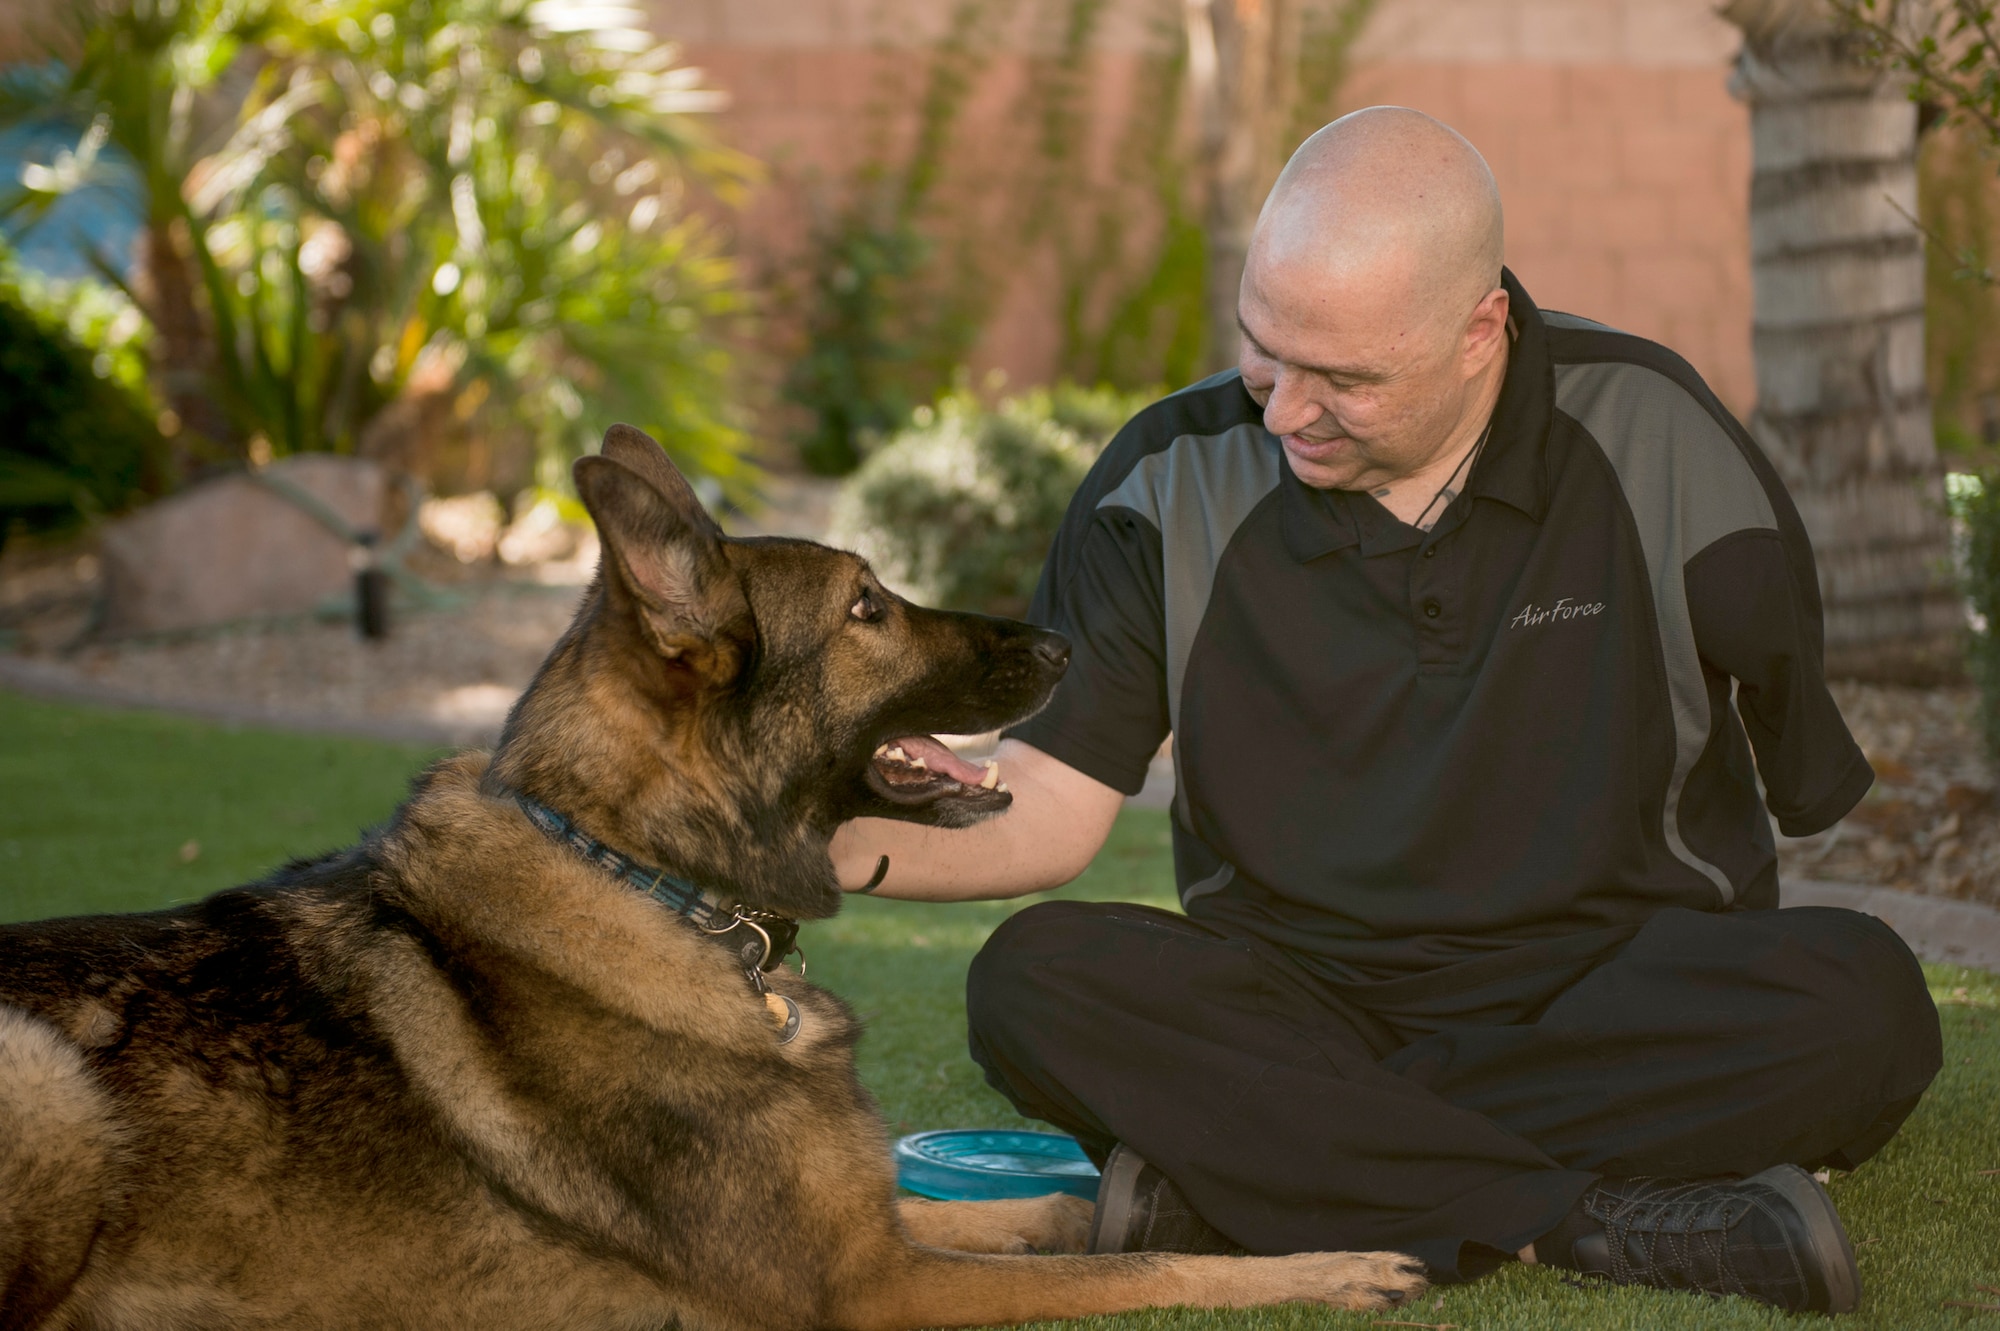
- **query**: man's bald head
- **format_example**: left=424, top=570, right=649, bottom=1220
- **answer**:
left=1235, top=108, right=1514, bottom=497
left=1250, top=107, right=1504, bottom=339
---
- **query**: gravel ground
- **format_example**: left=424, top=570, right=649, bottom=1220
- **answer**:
left=0, top=529, right=591, bottom=745
left=57, top=583, right=585, bottom=743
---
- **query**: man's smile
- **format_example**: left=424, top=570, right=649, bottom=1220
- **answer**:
left=1279, top=433, right=1354, bottom=464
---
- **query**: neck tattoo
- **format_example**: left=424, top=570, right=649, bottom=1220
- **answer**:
left=1375, top=420, right=1494, bottom=533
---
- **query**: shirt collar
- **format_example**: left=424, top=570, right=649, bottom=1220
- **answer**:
left=1462, top=267, right=1553, bottom=522
left=1277, top=266, right=1553, bottom=563
left=1280, top=460, right=1361, bottom=561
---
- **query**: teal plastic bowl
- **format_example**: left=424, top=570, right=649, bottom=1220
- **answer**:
left=893, top=1129, right=1102, bottom=1201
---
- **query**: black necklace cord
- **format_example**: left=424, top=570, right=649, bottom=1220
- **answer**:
left=1411, top=418, right=1494, bottom=533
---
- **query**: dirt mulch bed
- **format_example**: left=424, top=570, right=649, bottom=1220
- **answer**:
left=1779, top=682, right=1999, bottom=911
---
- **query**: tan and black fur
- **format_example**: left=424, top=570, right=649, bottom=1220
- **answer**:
left=0, top=426, right=1426, bottom=1330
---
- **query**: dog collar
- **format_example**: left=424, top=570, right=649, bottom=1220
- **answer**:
left=508, top=791, right=801, bottom=984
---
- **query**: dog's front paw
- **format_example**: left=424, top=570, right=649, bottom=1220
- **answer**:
left=1016, top=1192, right=1093, bottom=1254
left=1278, top=1250, right=1429, bottom=1310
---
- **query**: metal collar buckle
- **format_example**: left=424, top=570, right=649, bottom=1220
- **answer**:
left=700, top=910, right=804, bottom=993
left=701, top=911, right=806, bottom=1045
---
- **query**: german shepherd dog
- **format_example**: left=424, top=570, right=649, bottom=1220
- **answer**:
left=0, top=426, right=1426, bottom=1330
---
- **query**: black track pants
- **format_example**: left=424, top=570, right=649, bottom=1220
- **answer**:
left=965, top=901, right=1942, bottom=1280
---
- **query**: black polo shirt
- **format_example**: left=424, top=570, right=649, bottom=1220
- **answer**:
left=1007, top=270, right=1872, bottom=1017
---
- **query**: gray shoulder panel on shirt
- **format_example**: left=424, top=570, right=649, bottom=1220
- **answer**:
left=1554, top=360, right=1780, bottom=905
left=1097, top=423, right=1283, bottom=825
left=1096, top=422, right=1283, bottom=724
left=1541, top=310, right=1627, bottom=335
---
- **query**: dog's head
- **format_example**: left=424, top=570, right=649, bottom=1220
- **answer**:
left=489, top=425, right=1069, bottom=919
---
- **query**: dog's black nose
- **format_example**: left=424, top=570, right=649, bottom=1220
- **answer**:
left=1033, top=634, right=1071, bottom=672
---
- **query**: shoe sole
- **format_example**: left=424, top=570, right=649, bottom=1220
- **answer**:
left=1752, top=1164, right=1861, bottom=1314
left=1087, top=1144, right=1149, bottom=1255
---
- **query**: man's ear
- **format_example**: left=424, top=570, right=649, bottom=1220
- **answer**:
left=573, top=448, right=747, bottom=677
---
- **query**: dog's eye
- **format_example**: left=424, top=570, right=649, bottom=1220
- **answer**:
left=850, top=590, right=879, bottom=622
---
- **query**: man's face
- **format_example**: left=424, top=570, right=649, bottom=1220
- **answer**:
left=1236, top=252, right=1494, bottom=494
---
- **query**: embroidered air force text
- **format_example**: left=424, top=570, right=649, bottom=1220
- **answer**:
left=1510, top=597, right=1606, bottom=629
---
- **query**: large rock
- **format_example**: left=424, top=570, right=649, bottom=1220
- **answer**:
left=99, top=456, right=385, bottom=637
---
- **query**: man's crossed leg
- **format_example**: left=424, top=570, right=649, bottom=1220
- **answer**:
left=966, top=901, right=1941, bottom=1312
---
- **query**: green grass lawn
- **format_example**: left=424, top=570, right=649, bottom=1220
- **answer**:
left=2, top=688, right=1996, bottom=1328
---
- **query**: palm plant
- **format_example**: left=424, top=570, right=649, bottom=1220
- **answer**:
left=4, top=0, right=753, bottom=492
left=0, top=0, right=267, bottom=476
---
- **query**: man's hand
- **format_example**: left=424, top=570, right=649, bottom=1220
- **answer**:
left=830, top=739, right=1126, bottom=901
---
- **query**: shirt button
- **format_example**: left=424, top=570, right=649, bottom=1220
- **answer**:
left=1423, top=599, right=1441, bottom=619
left=1423, top=546, right=1437, bottom=558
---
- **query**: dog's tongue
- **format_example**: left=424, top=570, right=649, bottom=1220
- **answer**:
left=888, top=734, right=990, bottom=786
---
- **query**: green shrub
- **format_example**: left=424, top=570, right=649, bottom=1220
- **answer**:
left=0, top=262, right=164, bottom=547
left=829, top=382, right=1151, bottom=617
left=781, top=203, right=935, bottom=477
left=1950, top=470, right=2000, bottom=759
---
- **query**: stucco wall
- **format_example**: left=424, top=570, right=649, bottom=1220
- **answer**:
left=1345, top=0, right=1752, bottom=409
left=0, top=0, right=1757, bottom=411
left=655, top=0, right=1757, bottom=411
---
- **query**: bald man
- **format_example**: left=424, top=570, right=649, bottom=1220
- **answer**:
left=830, top=108, right=1938, bottom=1314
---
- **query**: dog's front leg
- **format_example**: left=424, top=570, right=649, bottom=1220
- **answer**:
left=896, top=1194, right=1092, bottom=1254
left=827, top=1246, right=1427, bottom=1330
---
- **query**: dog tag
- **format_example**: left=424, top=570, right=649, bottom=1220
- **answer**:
left=765, top=991, right=802, bottom=1044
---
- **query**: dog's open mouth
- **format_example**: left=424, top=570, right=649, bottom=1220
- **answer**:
left=867, top=735, right=1008, bottom=807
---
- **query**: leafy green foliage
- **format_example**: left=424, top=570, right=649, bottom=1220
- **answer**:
left=2, top=0, right=753, bottom=492
left=1061, top=0, right=1376, bottom=392
left=222, top=0, right=752, bottom=484
left=779, top=1, right=995, bottom=476
left=0, top=250, right=164, bottom=544
left=1003, top=0, right=1209, bottom=393
left=1920, top=127, right=2000, bottom=455
left=1, top=0, right=291, bottom=468
left=781, top=0, right=1379, bottom=475
left=1075, top=208, right=1209, bottom=397
left=782, top=196, right=936, bottom=476
left=1835, top=0, right=2000, bottom=145
left=829, top=382, right=1148, bottom=617
left=1949, top=471, right=2000, bottom=759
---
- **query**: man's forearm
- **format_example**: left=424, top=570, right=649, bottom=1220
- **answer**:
left=830, top=739, right=1124, bottom=901
left=830, top=816, right=1070, bottom=900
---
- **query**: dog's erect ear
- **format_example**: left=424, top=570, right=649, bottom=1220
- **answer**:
left=597, top=424, right=723, bottom=540
left=574, top=445, right=746, bottom=677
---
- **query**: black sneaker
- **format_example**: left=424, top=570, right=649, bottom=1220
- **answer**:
left=1543, top=1164, right=1860, bottom=1314
left=1087, top=1144, right=1244, bottom=1255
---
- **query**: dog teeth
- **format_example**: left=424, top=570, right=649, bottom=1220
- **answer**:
left=979, top=762, right=1000, bottom=790
left=996, top=782, right=1010, bottom=794
left=908, top=756, right=928, bottom=771
left=873, top=743, right=889, bottom=758
left=886, top=746, right=909, bottom=764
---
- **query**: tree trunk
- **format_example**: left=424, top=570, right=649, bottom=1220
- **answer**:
left=1186, top=0, right=1300, bottom=374
left=139, top=214, right=237, bottom=481
left=1725, top=0, right=1962, bottom=682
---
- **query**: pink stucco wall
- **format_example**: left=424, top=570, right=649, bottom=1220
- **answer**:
left=658, top=0, right=1758, bottom=412
left=1344, top=60, right=1753, bottom=410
